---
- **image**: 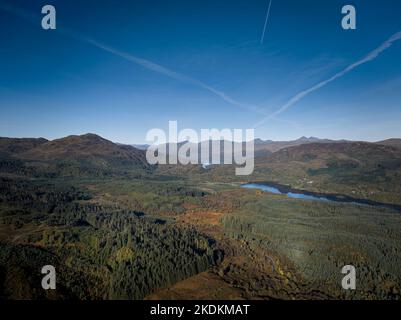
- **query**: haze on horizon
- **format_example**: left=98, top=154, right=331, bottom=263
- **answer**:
left=1, top=0, right=401, bottom=144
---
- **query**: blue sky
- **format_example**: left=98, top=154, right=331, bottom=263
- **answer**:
left=0, top=0, right=401, bottom=143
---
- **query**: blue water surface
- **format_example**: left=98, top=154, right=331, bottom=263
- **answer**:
left=241, top=184, right=330, bottom=202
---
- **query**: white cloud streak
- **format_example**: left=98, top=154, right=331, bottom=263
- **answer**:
left=254, top=30, right=401, bottom=128
left=3, top=2, right=400, bottom=130
left=260, top=0, right=273, bottom=44
left=86, top=40, right=265, bottom=114
left=0, top=2, right=264, bottom=115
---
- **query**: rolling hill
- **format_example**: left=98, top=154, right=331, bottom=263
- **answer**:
left=251, top=141, right=401, bottom=204
left=149, top=137, right=335, bottom=163
left=0, top=134, right=151, bottom=178
left=253, top=136, right=338, bottom=154
left=376, top=138, right=401, bottom=149
left=0, top=137, right=48, bottom=157
left=266, top=141, right=401, bottom=164
left=21, top=133, right=147, bottom=165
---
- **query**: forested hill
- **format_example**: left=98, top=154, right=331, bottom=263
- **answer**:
left=0, top=134, right=151, bottom=178
left=376, top=138, right=401, bottom=150
left=0, top=137, right=48, bottom=157
left=251, top=141, right=401, bottom=205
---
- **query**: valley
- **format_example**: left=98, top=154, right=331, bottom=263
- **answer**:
left=1, top=134, right=401, bottom=299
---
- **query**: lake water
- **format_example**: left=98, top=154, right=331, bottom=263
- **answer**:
left=241, top=183, right=330, bottom=202
left=240, top=183, right=401, bottom=212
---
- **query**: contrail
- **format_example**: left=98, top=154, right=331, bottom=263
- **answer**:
left=0, top=2, right=265, bottom=115
left=87, top=40, right=264, bottom=113
left=254, top=30, right=401, bottom=128
left=260, top=0, right=272, bottom=44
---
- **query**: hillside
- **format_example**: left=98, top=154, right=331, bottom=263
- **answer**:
left=152, top=137, right=331, bottom=163
left=155, top=140, right=257, bottom=164
left=21, top=134, right=145, bottom=163
left=136, top=137, right=334, bottom=158
left=266, top=141, right=401, bottom=164
left=254, top=136, right=336, bottom=154
left=251, top=141, right=401, bottom=204
left=376, top=138, right=401, bottom=149
left=0, top=134, right=151, bottom=178
left=0, top=137, right=48, bottom=157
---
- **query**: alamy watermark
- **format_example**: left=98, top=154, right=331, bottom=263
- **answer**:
left=41, top=265, right=56, bottom=290
left=341, top=5, right=356, bottom=30
left=145, top=121, right=255, bottom=176
left=41, top=5, right=56, bottom=30
left=40, top=4, right=356, bottom=31
left=341, top=265, right=356, bottom=290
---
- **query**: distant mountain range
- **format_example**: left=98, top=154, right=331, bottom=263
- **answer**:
left=253, top=136, right=341, bottom=153
left=131, top=144, right=150, bottom=151
left=2, top=134, right=401, bottom=157
left=129, top=136, right=401, bottom=160
left=1, top=133, right=401, bottom=203
left=1, top=134, right=400, bottom=170
left=131, top=136, right=345, bottom=162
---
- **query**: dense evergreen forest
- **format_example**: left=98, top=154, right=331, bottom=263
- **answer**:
left=0, top=176, right=221, bottom=299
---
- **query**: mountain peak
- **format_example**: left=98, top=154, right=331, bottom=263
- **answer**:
left=81, top=133, right=102, bottom=138
left=19, top=133, right=148, bottom=167
left=61, top=133, right=106, bottom=141
left=297, top=136, right=320, bottom=142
